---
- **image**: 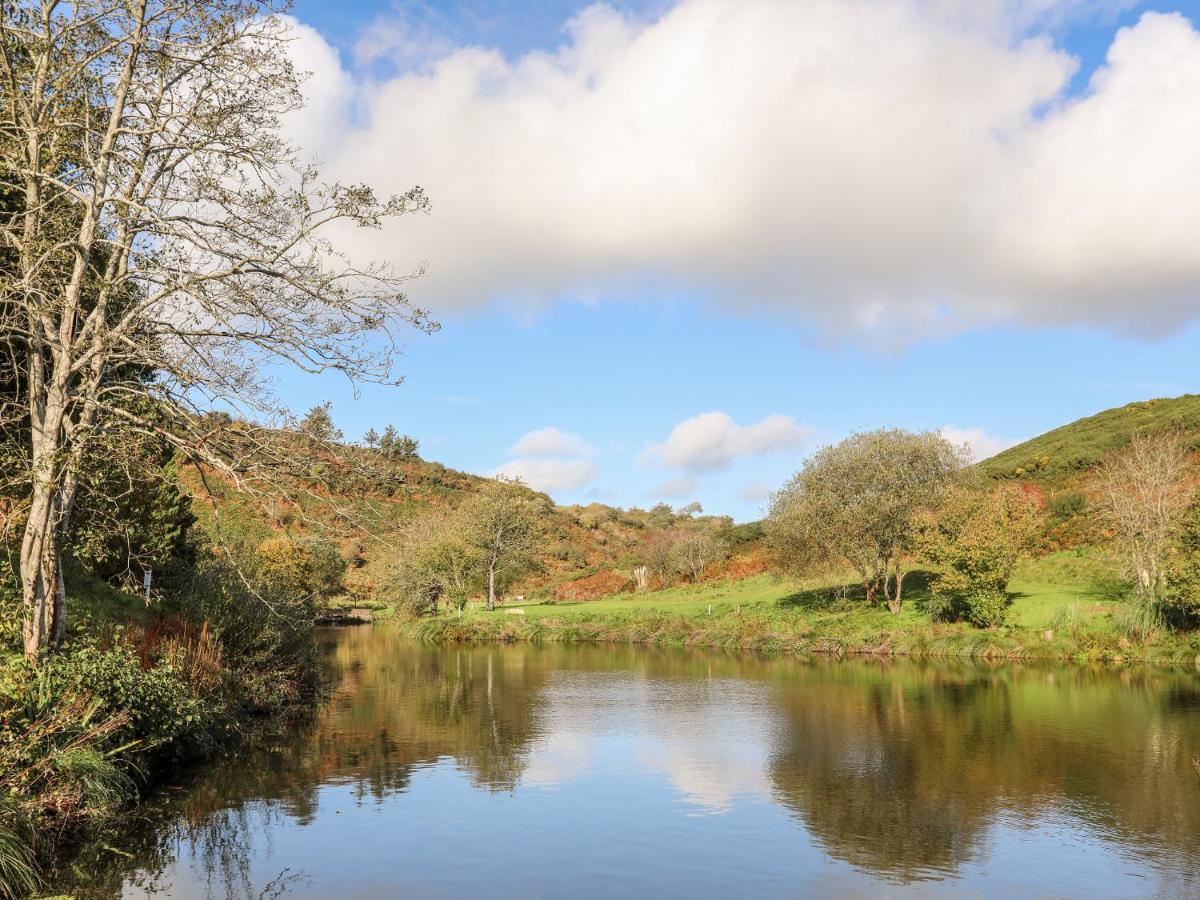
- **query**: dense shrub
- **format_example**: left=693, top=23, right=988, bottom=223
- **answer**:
left=916, top=486, right=1043, bottom=627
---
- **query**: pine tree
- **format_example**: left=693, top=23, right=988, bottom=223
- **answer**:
left=300, top=403, right=342, bottom=443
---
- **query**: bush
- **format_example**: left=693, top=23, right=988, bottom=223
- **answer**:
left=35, top=635, right=216, bottom=757
left=1048, top=492, right=1087, bottom=521
left=166, top=553, right=317, bottom=693
left=916, top=486, right=1042, bottom=628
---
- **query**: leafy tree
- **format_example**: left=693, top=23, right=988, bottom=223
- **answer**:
left=767, top=429, right=967, bottom=613
left=254, top=538, right=345, bottom=607
left=915, top=486, right=1043, bottom=627
left=462, top=478, right=543, bottom=610
left=383, top=515, right=478, bottom=615
left=67, top=453, right=196, bottom=588
left=676, top=501, right=703, bottom=517
left=648, top=503, right=676, bottom=529
left=363, top=428, right=380, bottom=448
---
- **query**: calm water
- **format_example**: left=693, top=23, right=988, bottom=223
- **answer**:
left=59, top=627, right=1200, bottom=898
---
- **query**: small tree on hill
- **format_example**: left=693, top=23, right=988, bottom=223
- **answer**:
left=379, top=425, right=399, bottom=456
left=363, top=428, right=381, bottom=448
left=394, top=435, right=421, bottom=461
left=300, top=404, right=342, bottom=444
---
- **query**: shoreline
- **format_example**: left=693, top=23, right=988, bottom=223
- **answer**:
left=394, top=610, right=1200, bottom=669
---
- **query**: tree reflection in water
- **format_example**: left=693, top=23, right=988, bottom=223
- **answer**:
left=52, top=630, right=1200, bottom=898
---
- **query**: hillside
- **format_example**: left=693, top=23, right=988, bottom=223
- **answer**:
left=976, top=394, right=1200, bottom=482
left=184, top=447, right=751, bottom=605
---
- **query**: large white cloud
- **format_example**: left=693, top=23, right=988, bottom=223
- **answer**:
left=641, top=412, right=811, bottom=471
left=284, top=2, right=1200, bottom=343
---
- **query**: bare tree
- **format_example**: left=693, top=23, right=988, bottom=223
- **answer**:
left=1098, top=432, right=1190, bottom=611
left=0, top=1, right=434, bottom=659
left=670, top=530, right=728, bottom=582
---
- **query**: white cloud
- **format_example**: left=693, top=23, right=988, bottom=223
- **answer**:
left=641, top=412, right=811, bottom=471
left=940, top=425, right=1021, bottom=461
left=283, top=3, right=1200, bottom=344
left=494, top=426, right=596, bottom=493
left=492, top=457, right=597, bottom=492
left=648, top=475, right=699, bottom=499
left=510, top=426, right=593, bottom=458
left=739, top=480, right=773, bottom=504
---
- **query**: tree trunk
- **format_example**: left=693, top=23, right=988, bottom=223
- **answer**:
left=487, top=566, right=496, bottom=611
left=865, top=578, right=878, bottom=607
left=20, top=487, right=66, bottom=662
left=890, top=569, right=906, bottom=615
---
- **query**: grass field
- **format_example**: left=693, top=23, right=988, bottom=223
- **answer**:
left=404, top=550, right=1199, bottom=665
left=458, top=550, right=1126, bottom=629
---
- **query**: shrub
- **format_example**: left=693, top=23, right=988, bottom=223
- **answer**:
left=916, top=485, right=1043, bottom=627
left=1049, top=492, right=1087, bottom=521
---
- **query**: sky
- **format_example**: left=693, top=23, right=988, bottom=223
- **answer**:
left=267, top=0, right=1200, bottom=521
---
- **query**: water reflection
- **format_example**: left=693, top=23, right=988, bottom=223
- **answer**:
left=56, top=629, right=1200, bottom=898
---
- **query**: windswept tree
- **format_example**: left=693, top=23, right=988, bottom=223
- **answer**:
left=0, top=1, right=435, bottom=659
left=766, top=429, right=966, bottom=613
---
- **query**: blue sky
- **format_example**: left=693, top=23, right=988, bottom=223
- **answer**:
left=270, top=0, right=1200, bottom=521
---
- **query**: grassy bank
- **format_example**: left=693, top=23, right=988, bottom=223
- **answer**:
left=401, top=552, right=1200, bottom=667
left=0, top=562, right=321, bottom=899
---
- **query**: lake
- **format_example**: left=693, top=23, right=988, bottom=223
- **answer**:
left=58, top=627, right=1200, bottom=898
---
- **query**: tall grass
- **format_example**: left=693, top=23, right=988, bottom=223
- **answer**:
left=0, top=794, right=38, bottom=900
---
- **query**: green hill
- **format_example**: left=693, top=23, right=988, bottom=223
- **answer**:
left=977, top=394, right=1200, bottom=482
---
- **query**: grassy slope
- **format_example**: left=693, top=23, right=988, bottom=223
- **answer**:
left=977, top=394, right=1200, bottom=482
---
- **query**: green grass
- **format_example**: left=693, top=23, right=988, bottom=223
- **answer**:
left=404, top=551, right=1200, bottom=666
